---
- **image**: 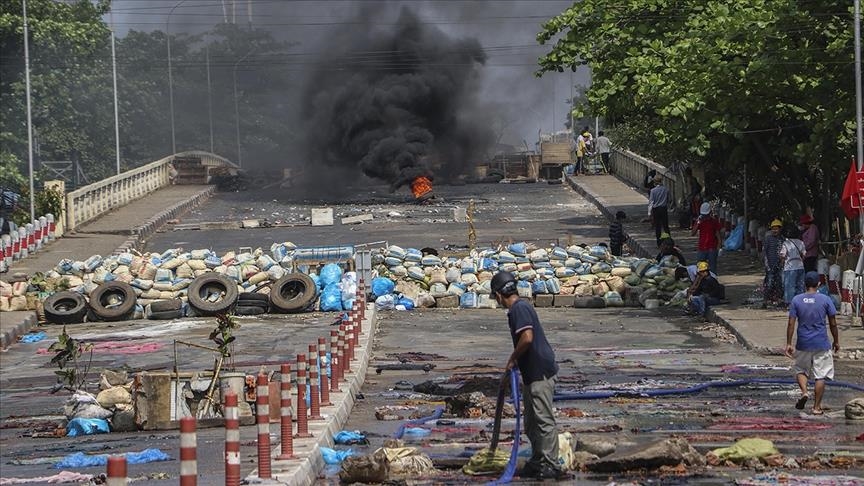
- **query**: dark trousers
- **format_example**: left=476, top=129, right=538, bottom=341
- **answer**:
left=611, top=244, right=623, bottom=257
left=652, top=206, right=670, bottom=245
left=804, top=256, right=818, bottom=273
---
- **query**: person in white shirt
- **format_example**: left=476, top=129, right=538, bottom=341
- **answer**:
left=595, top=131, right=611, bottom=170
left=780, top=227, right=806, bottom=303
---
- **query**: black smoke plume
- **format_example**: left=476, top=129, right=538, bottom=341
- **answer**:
left=301, top=7, right=492, bottom=190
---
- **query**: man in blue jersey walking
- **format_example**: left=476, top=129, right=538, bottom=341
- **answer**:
left=785, top=271, right=840, bottom=415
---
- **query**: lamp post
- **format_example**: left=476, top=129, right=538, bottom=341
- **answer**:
left=233, top=49, right=255, bottom=167
left=22, top=0, right=35, bottom=221
left=166, top=0, right=188, bottom=155
left=110, top=13, right=120, bottom=175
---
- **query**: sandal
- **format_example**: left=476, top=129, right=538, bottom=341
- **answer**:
left=811, top=408, right=824, bottom=415
left=795, top=395, right=809, bottom=410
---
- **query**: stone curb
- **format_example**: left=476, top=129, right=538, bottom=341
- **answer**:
left=113, top=186, right=216, bottom=255
left=245, top=306, right=377, bottom=486
left=565, top=175, right=760, bottom=351
left=0, top=312, right=37, bottom=351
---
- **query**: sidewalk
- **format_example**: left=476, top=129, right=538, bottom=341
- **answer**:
left=567, top=174, right=864, bottom=354
left=1, top=184, right=214, bottom=349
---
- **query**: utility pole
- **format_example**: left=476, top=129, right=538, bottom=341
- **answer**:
left=110, top=13, right=121, bottom=175
left=22, top=0, right=35, bottom=221
left=166, top=0, right=188, bottom=155
left=855, top=0, right=864, bottom=274
left=206, top=46, right=214, bottom=153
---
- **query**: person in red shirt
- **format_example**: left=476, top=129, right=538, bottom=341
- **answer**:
left=691, top=202, right=722, bottom=274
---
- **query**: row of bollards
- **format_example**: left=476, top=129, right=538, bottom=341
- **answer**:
left=101, top=280, right=367, bottom=485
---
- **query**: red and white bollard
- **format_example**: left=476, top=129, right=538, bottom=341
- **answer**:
left=25, top=223, right=35, bottom=254
left=308, top=345, right=323, bottom=420
left=339, top=325, right=351, bottom=375
left=295, top=355, right=312, bottom=438
left=318, top=337, right=332, bottom=405
left=255, top=372, right=272, bottom=478
left=224, top=391, right=241, bottom=486
left=329, top=330, right=341, bottom=392
left=106, top=456, right=127, bottom=486
left=17, top=227, right=27, bottom=259
left=351, top=301, right=361, bottom=341
left=277, top=363, right=294, bottom=460
left=180, top=416, right=197, bottom=486
left=47, top=213, right=56, bottom=241
left=38, top=216, right=48, bottom=246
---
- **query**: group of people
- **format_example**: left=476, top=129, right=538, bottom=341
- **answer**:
left=571, top=128, right=611, bottom=175
left=762, top=215, right=820, bottom=306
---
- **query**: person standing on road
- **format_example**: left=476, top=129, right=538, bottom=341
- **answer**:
left=574, top=132, right=588, bottom=175
left=648, top=175, right=671, bottom=246
left=763, top=219, right=785, bottom=306
left=609, top=210, right=627, bottom=257
left=786, top=271, right=840, bottom=416
left=800, top=214, right=820, bottom=272
left=595, top=131, right=611, bottom=172
left=491, top=271, right=564, bottom=480
left=692, top=202, right=722, bottom=274
left=780, top=227, right=806, bottom=303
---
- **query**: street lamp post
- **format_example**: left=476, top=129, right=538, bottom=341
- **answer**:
left=233, top=49, right=255, bottom=167
left=22, top=0, right=35, bottom=221
left=166, top=0, right=188, bottom=155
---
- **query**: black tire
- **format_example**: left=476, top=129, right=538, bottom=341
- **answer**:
left=234, top=305, right=267, bottom=316
left=89, top=282, right=137, bottom=321
left=269, top=273, right=317, bottom=313
left=149, top=299, right=183, bottom=313
left=43, top=291, right=88, bottom=324
left=573, top=296, right=607, bottom=309
left=187, top=274, right=238, bottom=315
left=238, top=292, right=269, bottom=304
left=148, top=308, right=184, bottom=320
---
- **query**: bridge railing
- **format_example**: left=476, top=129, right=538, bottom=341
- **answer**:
left=609, top=149, right=680, bottom=211
left=65, top=151, right=234, bottom=231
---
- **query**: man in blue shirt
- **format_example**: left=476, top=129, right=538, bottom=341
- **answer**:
left=491, top=271, right=564, bottom=480
left=786, top=271, right=840, bottom=415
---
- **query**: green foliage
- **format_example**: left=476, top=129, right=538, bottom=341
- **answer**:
left=209, top=312, right=239, bottom=359
left=537, top=1, right=858, bottom=220
left=48, top=326, right=93, bottom=392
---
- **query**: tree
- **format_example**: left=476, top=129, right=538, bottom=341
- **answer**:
left=537, top=1, right=858, bottom=221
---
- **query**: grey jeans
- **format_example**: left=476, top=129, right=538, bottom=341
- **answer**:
left=523, top=374, right=559, bottom=469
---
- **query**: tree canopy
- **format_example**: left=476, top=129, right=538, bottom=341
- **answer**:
left=537, top=0, right=859, bottom=221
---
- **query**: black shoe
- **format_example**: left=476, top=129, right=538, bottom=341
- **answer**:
left=535, top=466, right=569, bottom=480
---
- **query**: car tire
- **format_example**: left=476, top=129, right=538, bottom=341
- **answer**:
left=89, top=282, right=137, bottom=321
left=187, top=274, right=239, bottom=315
left=234, top=305, right=267, bottom=316
left=238, top=292, right=269, bottom=304
left=43, top=291, right=88, bottom=324
left=149, top=299, right=183, bottom=313
left=269, top=273, right=317, bottom=313
left=147, top=308, right=184, bottom=320
left=573, top=296, right=607, bottom=309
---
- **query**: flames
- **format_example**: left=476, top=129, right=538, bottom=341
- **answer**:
left=411, top=177, right=434, bottom=202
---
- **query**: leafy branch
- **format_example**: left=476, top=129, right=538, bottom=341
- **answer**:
left=47, top=326, right=93, bottom=393
left=209, top=312, right=239, bottom=359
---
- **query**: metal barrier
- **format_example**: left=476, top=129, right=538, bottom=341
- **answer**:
left=65, top=151, right=232, bottom=231
left=609, top=149, right=680, bottom=211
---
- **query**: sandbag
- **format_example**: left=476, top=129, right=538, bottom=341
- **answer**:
left=390, top=265, right=408, bottom=277
left=604, top=291, right=624, bottom=306
left=429, top=268, right=448, bottom=286
left=175, top=263, right=193, bottom=279
left=187, top=259, right=207, bottom=271
left=460, top=273, right=479, bottom=285
left=517, top=281, right=533, bottom=298
left=421, top=255, right=441, bottom=266
left=445, top=268, right=461, bottom=283
left=404, top=248, right=422, bottom=263
left=611, top=267, right=632, bottom=277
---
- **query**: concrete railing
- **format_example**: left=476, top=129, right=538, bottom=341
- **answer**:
left=609, top=149, right=680, bottom=210
left=65, top=151, right=233, bottom=231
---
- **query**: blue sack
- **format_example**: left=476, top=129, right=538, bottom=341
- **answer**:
left=321, top=447, right=354, bottom=465
left=396, top=296, right=415, bottom=310
left=320, top=263, right=343, bottom=287
left=371, top=277, right=395, bottom=298
left=66, top=418, right=110, bottom=437
left=508, top=242, right=527, bottom=257
left=334, top=430, right=369, bottom=445
left=320, top=283, right=343, bottom=312
left=55, top=448, right=170, bottom=468
left=723, top=225, right=745, bottom=251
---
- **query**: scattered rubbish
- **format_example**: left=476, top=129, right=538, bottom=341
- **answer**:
left=18, top=332, right=47, bottom=343
left=54, top=448, right=170, bottom=468
left=383, top=446, right=436, bottom=476
left=707, top=438, right=779, bottom=464
left=334, top=430, right=369, bottom=445
left=376, top=363, right=435, bottom=374
left=462, top=448, right=510, bottom=475
left=321, top=447, right=355, bottom=465
left=341, top=214, right=374, bottom=225
left=339, top=449, right=388, bottom=483
left=63, top=392, right=112, bottom=421
left=446, top=392, right=514, bottom=419
left=586, top=438, right=705, bottom=472
left=735, top=472, right=864, bottom=485
left=65, top=418, right=110, bottom=437
left=845, top=397, right=864, bottom=420
left=394, top=407, right=444, bottom=439
left=708, top=417, right=832, bottom=431
left=0, top=471, right=93, bottom=484
left=401, top=427, right=431, bottom=437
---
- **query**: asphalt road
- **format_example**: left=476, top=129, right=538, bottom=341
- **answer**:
left=318, top=308, right=864, bottom=484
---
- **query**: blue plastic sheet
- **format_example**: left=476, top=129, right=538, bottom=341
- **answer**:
left=334, top=430, right=368, bottom=445
left=396, top=296, right=415, bottom=310
left=320, top=263, right=343, bottom=287
left=371, top=277, right=395, bottom=298
left=402, top=427, right=431, bottom=437
left=724, top=225, right=745, bottom=251
left=19, top=331, right=47, bottom=343
left=66, top=418, right=110, bottom=437
left=321, top=447, right=354, bottom=465
left=54, top=448, right=171, bottom=468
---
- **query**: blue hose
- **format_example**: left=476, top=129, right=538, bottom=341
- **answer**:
left=488, top=369, right=521, bottom=486
left=393, top=406, right=444, bottom=439
left=553, top=377, right=864, bottom=401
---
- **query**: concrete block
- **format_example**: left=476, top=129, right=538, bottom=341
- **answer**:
left=553, top=294, right=575, bottom=307
left=453, top=207, right=467, bottom=223
left=534, top=294, right=555, bottom=307
left=311, top=208, right=334, bottom=226
left=435, top=295, right=459, bottom=308
left=573, top=296, right=606, bottom=308
left=341, top=214, right=373, bottom=225
left=241, top=219, right=260, bottom=228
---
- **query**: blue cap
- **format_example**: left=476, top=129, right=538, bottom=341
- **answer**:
left=804, top=271, right=821, bottom=287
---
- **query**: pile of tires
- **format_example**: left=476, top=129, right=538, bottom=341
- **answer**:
left=235, top=293, right=269, bottom=316
left=187, top=274, right=238, bottom=316
left=43, top=281, right=139, bottom=325
left=269, top=273, right=318, bottom=313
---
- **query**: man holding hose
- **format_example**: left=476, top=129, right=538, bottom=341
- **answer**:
left=491, top=271, right=565, bottom=480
